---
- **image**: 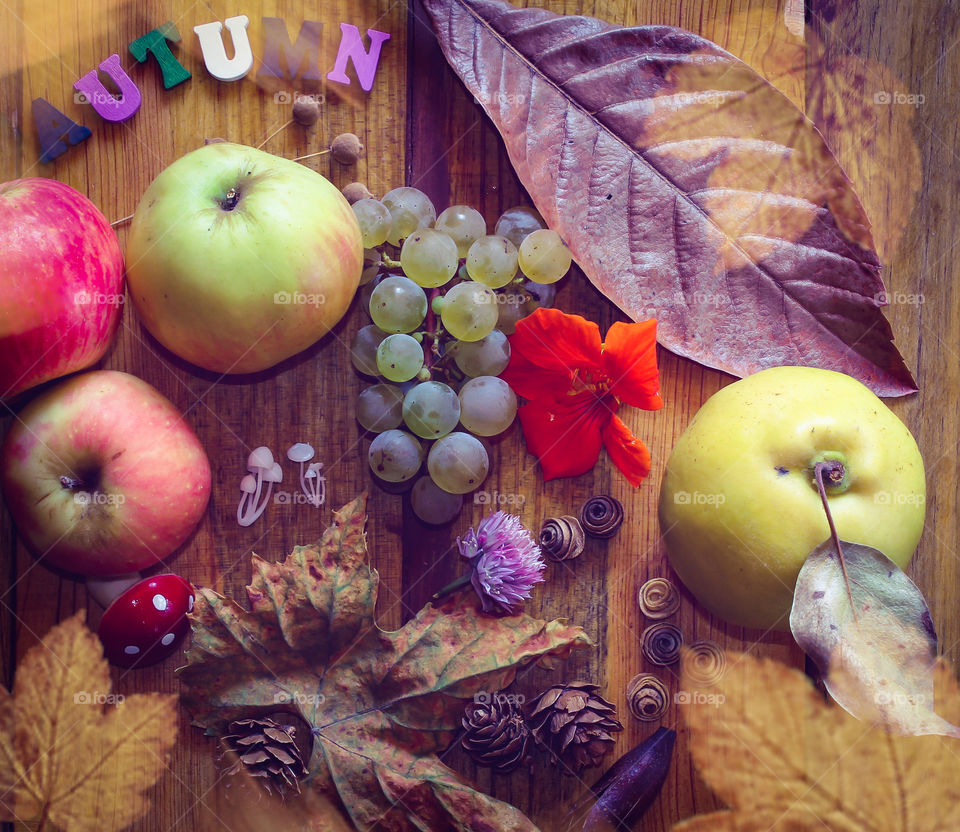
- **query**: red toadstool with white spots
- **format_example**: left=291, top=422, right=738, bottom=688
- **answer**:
left=96, top=573, right=194, bottom=668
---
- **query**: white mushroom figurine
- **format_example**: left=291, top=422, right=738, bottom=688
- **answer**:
left=287, top=442, right=325, bottom=507
left=237, top=446, right=282, bottom=526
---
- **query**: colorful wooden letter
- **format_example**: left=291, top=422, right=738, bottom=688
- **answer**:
left=193, top=15, right=253, bottom=82
left=129, top=21, right=191, bottom=89
left=73, top=54, right=142, bottom=122
left=259, top=17, right=324, bottom=80
left=32, top=98, right=91, bottom=163
left=326, top=24, right=390, bottom=92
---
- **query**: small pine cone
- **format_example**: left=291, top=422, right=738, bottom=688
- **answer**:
left=220, top=712, right=311, bottom=799
left=461, top=696, right=531, bottom=773
left=527, top=682, right=623, bottom=774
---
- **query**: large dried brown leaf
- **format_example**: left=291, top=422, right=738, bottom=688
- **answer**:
left=673, top=650, right=960, bottom=831
left=422, top=0, right=916, bottom=396
left=0, top=612, right=178, bottom=832
left=180, top=495, right=591, bottom=832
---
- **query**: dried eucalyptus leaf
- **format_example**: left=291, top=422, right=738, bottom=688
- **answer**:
left=790, top=538, right=960, bottom=737
left=421, top=0, right=916, bottom=396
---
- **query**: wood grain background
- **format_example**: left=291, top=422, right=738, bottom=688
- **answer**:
left=0, top=0, right=950, bottom=829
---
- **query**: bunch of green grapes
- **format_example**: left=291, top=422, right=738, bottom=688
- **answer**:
left=349, top=189, right=570, bottom=524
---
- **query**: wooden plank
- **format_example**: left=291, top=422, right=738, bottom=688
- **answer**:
left=0, top=0, right=946, bottom=830
left=403, top=1, right=807, bottom=829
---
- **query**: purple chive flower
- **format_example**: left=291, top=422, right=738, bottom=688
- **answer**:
left=457, top=511, right=546, bottom=615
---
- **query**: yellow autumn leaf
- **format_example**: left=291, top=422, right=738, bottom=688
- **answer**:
left=0, top=612, right=177, bottom=832
left=674, top=650, right=960, bottom=831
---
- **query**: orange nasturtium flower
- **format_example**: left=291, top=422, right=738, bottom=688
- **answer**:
left=500, top=307, right=662, bottom=487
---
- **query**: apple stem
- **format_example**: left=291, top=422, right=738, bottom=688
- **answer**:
left=813, top=461, right=858, bottom=622
left=110, top=212, right=134, bottom=227
left=220, top=187, right=241, bottom=211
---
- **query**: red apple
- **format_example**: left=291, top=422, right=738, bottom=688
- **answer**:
left=0, top=178, right=125, bottom=399
left=0, top=370, right=211, bottom=575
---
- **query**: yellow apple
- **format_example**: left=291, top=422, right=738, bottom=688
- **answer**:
left=659, top=366, right=925, bottom=630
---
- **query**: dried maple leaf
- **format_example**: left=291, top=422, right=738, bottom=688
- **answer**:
left=180, top=495, right=591, bottom=832
left=673, top=650, right=960, bottom=831
left=0, top=612, right=178, bottom=832
left=422, top=0, right=916, bottom=396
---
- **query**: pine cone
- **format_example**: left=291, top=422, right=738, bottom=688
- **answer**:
left=461, top=696, right=531, bottom=773
left=220, top=712, right=311, bottom=799
left=527, top=682, right=623, bottom=774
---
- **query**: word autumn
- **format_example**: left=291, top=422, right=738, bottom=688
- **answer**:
left=34, top=15, right=390, bottom=163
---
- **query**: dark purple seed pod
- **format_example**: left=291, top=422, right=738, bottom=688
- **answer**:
left=582, top=727, right=676, bottom=831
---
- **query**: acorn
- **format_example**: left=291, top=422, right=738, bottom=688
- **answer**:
left=330, top=132, right=364, bottom=165
left=342, top=181, right=374, bottom=203
left=292, top=96, right=320, bottom=127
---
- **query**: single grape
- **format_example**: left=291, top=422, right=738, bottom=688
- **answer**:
left=376, top=333, right=424, bottom=382
left=356, top=384, right=405, bottom=432
left=458, top=376, right=518, bottom=436
left=434, top=205, right=487, bottom=258
left=494, top=205, right=545, bottom=248
left=368, top=275, right=428, bottom=333
left=359, top=271, right=386, bottom=313
left=368, top=429, right=424, bottom=482
left=400, top=229, right=459, bottom=288
left=431, top=295, right=445, bottom=315
left=440, top=281, right=499, bottom=342
left=496, top=297, right=525, bottom=335
left=359, top=249, right=382, bottom=286
left=518, top=229, right=572, bottom=284
left=410, top=475, right=463, bottom=524
left=352, top=199, right=391, bottom=248
left=382, top=187, right=436, bottom=245
left=402, top=381, right=461, bottom=439
left=523, top=280, right=557, bottom=313
left=350, top=325, right=389, bottom=376
left=427, top=432, right=490, bottom=494
left=466, top=235, right=519, bottom=289
left=453, top=330, right=511, bottom=377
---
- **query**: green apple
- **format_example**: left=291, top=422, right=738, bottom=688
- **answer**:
left=659, top=366, right=925, bottom=631
left=126, top=142, right=363, bottom=373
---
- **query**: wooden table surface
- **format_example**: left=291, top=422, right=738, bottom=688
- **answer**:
left=0, top=0, right=953, bottom=830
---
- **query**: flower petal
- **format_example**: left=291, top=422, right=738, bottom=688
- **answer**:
left=499, top=344, right=570, bottom=402
left=601, top=415, right=653, bottom=487
left=510, top=308, right=603, bottom=374
left=516, top=394, right=607, bottom=481
left=601, top=319, right=663, bottom=411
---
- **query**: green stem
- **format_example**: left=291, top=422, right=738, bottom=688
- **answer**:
left=432, top=572, right=472, bottom=601
left=813, top=461, right=857, bottom=622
